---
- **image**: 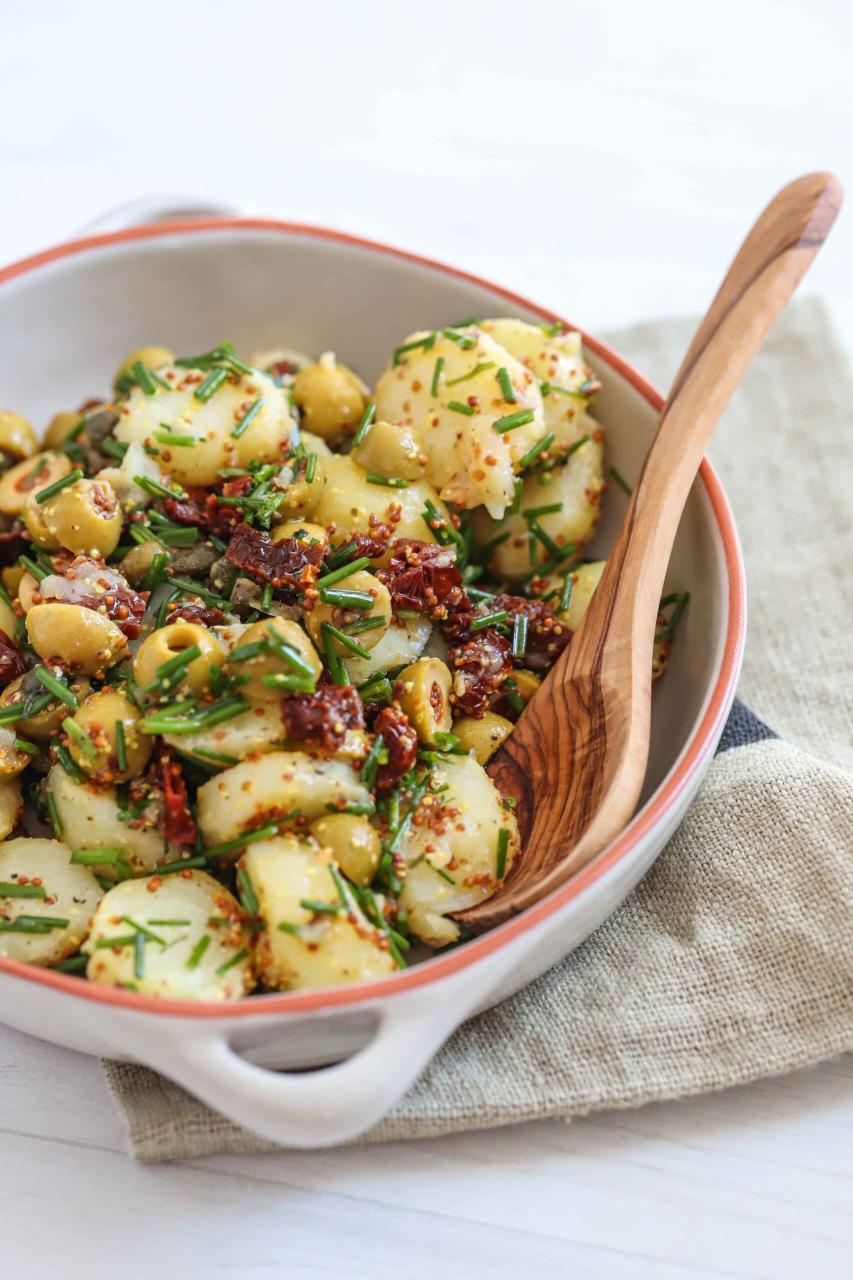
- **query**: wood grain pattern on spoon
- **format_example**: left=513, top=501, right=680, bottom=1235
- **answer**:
left=458, top=171, right=842, bottom=930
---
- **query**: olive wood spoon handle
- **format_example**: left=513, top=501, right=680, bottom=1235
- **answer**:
left=459, top=171, right=842, bottom=929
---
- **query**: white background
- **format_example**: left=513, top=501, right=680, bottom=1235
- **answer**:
left=0, top=2, right=851, bottom=1276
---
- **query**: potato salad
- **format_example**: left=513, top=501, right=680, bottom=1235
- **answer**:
left=0, top=322, right=688, bottom=999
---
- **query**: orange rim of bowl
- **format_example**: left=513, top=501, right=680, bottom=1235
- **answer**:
left=0, top=218, right=746, bottom=1016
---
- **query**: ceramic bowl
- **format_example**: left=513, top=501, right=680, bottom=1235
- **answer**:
left=0, top=203, right=745, bottom=1147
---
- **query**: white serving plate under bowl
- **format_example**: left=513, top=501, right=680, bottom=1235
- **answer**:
left=0, top=202, right=745, bottom=1147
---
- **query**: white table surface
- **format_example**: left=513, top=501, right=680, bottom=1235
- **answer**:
left=1, top=2, right=851, bottom=1275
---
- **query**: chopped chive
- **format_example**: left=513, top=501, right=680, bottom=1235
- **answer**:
left=236, top=867, right=259, bottom=918
left=497, top=366, right=516, bottom=403
left=167, top=577, right=229, bottom=608
left=133, top=474, right=187, bottom=501
left=261, top=583, right=273, bottom=611
left=264, top=627, right=317, bottom=678
left=365, top=472, right=408, bottom=488
left=0, top=705, right=25, bottom=726
left=511, top=612, right=528, bottom=659
left=299, top=899, right=341, bottom=917
left=392, top=333, right=436, bottom=366
left=319, top=586, right=374, bottom=610
left=518, top=432, right=555, bottom=470
left=277, top=921, right=302, bottom=936
left=114, top=720, right=127, bottom=773
left=0, top=881, right=47, bottom=899
left=447, top=400, right=475, bottom=416
left=191, top=747, right=239, bottom=766
left=385, top=776, right=431, bottom=854
left=427, top=859, right=455, bottom=885
left=304, top=452, right=318, bottom=483
left=261, top=673, right=316, bottom=693
left=157, top=855, right=208, bottom=875
left=352, top=402, right=376, bottom=447
left=560, top=573, right=574, bottom=612
left=46, top=790, right=62, bottom=837
left=151, top=643, right=201, bottom=687
left=34, top=667, right=78, bottom=710
left=94, top=933, right=136, bottom=949
left=523, top=502, right=563, bottom=520
left=441, top=326, right=476, bottom=349
left=147, top=919, right=191, bottom=927
left=494, top=409, right=535, bottom=434
left=470, top=610, right=508, bottom=631
left=18, top=554, right=46, bottom=582
left=320, top=621, right=370, bottom=660
left=324, top=540, right=359, bottom=570
left=133, top=930, right=146, bottom=979
left=55, top=743, right=84, bottom=782
left=609, top=466, right=633, bottom=496
left=321, top=622, right=347, bottom=685
left=229, top=639, right=268, bottom=663
left=503, top=679, right=525, bottom=714
left=143, top=551, right=169, bottom=592
left=132, top=360, right=157, bottom=395
left=204, top=819, right=296, bottom=860
left=231, top=396, right=263, bottom=439
left=431, top=355, right=445, bottom=396
left=422, top=498, right=464, bottom=547
left=153, top=429, right=197, bottom=448
left=215, top=947, right=249, bottom=976
left=343, top=614, right=385, bottom=635
left=359, top=733, right=385, bottom=789
left=528, top=519, right=561, bottom=558
left=14, top=737, right=39, bottom=756
left=496, top=827, right=509, bottom=879
left=34, top=467, right=82, bottom=504
left=316, top=557, right=371, bottom=589
left=53, top=953, right=88, bottom=974
left=186, top=934, right=211, bottom=969
left=194, top=367, right=229, bottom=402
left=446, top=361, right=495, bottom=386
left=70, top=848, right=125, bottom=865
left=0, top=916, right=69, bottom=934
left=358, top=674, right=392, bottom=705
left=62, top=716, right=96, bottom=759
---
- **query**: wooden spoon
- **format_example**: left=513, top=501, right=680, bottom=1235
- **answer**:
left=458, top=171, right=842, bottom=930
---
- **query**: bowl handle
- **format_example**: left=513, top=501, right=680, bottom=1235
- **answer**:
left=79, top=194, right=248, bottom=235
left=109, top=950, right=515, bottom=1149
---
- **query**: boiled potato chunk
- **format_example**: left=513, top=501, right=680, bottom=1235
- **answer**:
left=342, top=616, right=432, bottom=685
left=164, top=700, right=286, bottom=764
left=313, top=453, right=448, bottom=564
left=245, top=835, right=395, bottom=990
left=84, top=872, right=253, bottom=999
left=116, top=366, right=296, bottom=485
left=45, top=765, right=166, bottom=879
left=474, top=434, right=605, bottom=581
left=374, top=327, right=546, bottom=517
left=197, top=752, right=370, bottom=853
left=0, top=837, right=102, bottom=966
left=399, top=755, right=519, bottom=946
left=0, top=779, right=21, bottom=839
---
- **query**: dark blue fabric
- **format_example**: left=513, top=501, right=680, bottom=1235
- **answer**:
left=715, top=698, right=777, bottom=755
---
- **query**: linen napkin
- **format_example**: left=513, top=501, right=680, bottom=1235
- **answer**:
left=103, top=298, right=853, bottom=1160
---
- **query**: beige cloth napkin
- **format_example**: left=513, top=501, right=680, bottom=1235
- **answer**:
left=104, top=298, right=853, bottom=1160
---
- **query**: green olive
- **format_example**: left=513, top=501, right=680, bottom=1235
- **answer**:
left=119, top=539, right=167, bottom=588
left=42, top=477, right=122, bottom=557
left=0, top=410, right=38, bottom=461
left=310, top=814, right=381, bottom=886
left=268, top=519, right=329, bottom=551
left=275, top=451, right=326, bottom=519
left=560, top=560, right=606, bottom=631
left=0, top=670, right=91, bottom=740
left=351, top=419, right=424, bottom=481
left=0, top=452, right=71, bottom=517
left=133, top=620, right=223, bottom=696
left=0, top=726, right=33, bottom=778
left=0, top=595, right=17, bottom=640
left=0, top=777, right=21, bottom=839
left=291, top=357, right=366, bottom=442
left=66, top=687, right=152, bottom=782
left=393, top=657, right=452, bottom=745
left=115, top=345, right=175, bottom=386
left=26, top=602, right=128, bottom=674
left=227, top=616, right=322, bottom=704
left=1, top=566, right=24, bottom=601
left=452, top=712, right=514, bottom=765
left=305, top=570, right=391, bottom=656
left=16, top=572, right=39, bottom=614
left=43, top=411, right=82, bottom=451
left=22, top=492, right=61, bottom=551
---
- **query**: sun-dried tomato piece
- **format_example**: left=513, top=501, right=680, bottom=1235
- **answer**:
left=448, top=627, right=512, bottom=717
left=167, top=602, right=226, bottom=627
left=225, top=523, right=324, bottom=592
left=372, top=704, right=418, bottom=790
left=164, top=475, right=252, bottom=537
left=282, top=686, right=365, bottom=753
left=0, top=525, right=28, bottom=567
left=377, top=539, right=469, bottom=622
left=0, top=631, right=27, bottom=689
left=346, top=530, right=391, bottom=560
left=267, top=358, right=300, bottom=380
left=491, top=593, right=572, bottom=672
left=158, top=751, right=197, bottom=847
